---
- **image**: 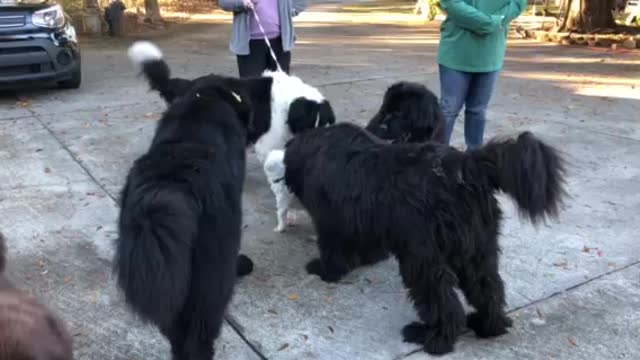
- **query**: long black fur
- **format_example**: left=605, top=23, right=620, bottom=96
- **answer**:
left=366, top=81, right=446, bottom=143
left=114, top=78, right=254, bottom=360
left=283, top=123, right=566, bottom=355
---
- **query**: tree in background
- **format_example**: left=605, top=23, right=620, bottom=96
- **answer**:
left=144, top=0, right=163, bottom=24
left=556, top=0, right=616, bottom=32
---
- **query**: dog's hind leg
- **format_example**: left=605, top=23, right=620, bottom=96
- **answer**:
left=457, top=247, right=512, bottom=338
left=161, top=321, right=187, bottom=360
left=399, top=257, right=465, bottom=355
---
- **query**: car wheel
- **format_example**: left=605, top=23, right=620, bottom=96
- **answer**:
left=58, top=63, right=81, bottom=89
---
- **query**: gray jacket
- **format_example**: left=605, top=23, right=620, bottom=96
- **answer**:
left=218, top=0, right=308, bottom=55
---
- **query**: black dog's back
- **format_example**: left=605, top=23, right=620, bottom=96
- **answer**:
left=115, top=79, right=253, bottom=359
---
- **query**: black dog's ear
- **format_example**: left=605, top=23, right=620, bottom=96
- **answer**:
left=287, top=98, right=319, bottom=134
left=317, top=100, right=336, bottom=127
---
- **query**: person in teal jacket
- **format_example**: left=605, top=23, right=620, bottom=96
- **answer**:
left=437, top=0, right=527, bottom=150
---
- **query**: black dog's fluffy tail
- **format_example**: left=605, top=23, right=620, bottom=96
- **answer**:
left=475, top=131, right=567, bottom=224
left=0, top=231, right=6, bottom=273
left=114, top=187, right=199, bottom=328
left=128, top=41, right=178, bottom=103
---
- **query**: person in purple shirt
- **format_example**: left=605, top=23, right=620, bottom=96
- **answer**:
left=219, top=0, right=308, bottom=77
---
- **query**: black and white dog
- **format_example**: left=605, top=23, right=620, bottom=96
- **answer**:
left=114, top=77, right=255, bottom=359
left=127, top=41, right=335, bottom=163
left=265, top=80, right=447, bottom=232
left=283, top=123, right=566, bottom=355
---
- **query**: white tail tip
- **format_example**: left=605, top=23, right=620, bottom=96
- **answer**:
left=128, top=41, right=163, bottom=65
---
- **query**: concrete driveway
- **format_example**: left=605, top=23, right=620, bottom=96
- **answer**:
left=1, top=1, right=639, bottom=359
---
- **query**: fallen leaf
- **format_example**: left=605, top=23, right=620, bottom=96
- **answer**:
left=16, top=99, right=31, bottom=108
left=568, top=337, right=577, bottom=346
left=288, top=293, right=298, bottom=301
left=596, top=250, right=604, bottom=257
left=302, top=334, right=308, bottom=341
left=268, top=309, right=278, bottom=315
left=277, top=343, right=289, bottom=351
left=553, top=260, right=568, bottom=267
left=44, top=167, right=51, bottom=174
left=35, top=148, right=43, bottom=152
left=96, top=226, right=103, bottom=231
left=64, top=276, right=73, bottom=284
left=90, top=291, right=97, bottom=304
left=582, top=245, right=595, bottom=253
left=328, top=325, right=334, bottom=333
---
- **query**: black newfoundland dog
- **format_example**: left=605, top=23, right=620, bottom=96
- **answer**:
left=283, top=123, right=566, bottom=355
left=114, top=77, right=254, bottom=359
left=366, top=81, right=446, bottom=144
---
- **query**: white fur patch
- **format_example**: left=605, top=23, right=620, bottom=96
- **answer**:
left=128, top=41, right=163, bottom=65
left=264, top=149, right=286, bottom=181
left=253, top=70, right=326, bottom=163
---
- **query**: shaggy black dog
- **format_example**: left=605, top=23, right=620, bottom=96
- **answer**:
left=1, top=232, right=74, bottom=360
left=127, top=41, right=335, bottom=159
left=114, top=78, right=254, bottom=360
left=366, top=81, right=446, bottom=144
left=283, top=123, right=566, bottom=355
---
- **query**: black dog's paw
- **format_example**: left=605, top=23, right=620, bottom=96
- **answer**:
left=402, top=322, right=426, bottom=344
left=466, top=312, right=512, bottom=338
left=306, top=258, right=342, bottom=283
left=236, top=254, right=254, bottom=277
left=306, top=258, right=324, bottom=275
left=423, top=330, right=455, bottom=356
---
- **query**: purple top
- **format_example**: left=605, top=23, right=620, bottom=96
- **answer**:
left=249, top=0, right=281, bottom=40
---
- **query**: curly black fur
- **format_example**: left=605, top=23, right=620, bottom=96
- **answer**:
left=283, top=123, right=566, bottom=355
left=114, top=78, right=254, bottom=360
left=366, top=81, right=446, bottom=144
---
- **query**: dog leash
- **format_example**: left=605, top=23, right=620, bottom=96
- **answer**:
left=250, top=6, right=284, bottom=73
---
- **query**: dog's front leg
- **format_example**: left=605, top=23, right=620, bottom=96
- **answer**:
left=272, top=181, right=294, bottom=232
left=306, top=230, right=354, bottom=282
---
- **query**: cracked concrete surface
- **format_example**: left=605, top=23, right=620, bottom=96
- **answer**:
left=0, top=1, right=639, bottom=359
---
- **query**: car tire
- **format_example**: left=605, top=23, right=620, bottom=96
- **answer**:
left=58, top=63, right=81, bottom=89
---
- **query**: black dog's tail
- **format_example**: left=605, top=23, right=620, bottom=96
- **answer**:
left=0, top=231, right=7, bottom=273
left=128, top=41, right=176, bottom=103
left=474, top=131, right=567, bottom=224
left=114, top=186, right=199, bottom=328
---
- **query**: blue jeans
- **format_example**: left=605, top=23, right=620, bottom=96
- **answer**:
left=439, top=64, right=500, bottom=150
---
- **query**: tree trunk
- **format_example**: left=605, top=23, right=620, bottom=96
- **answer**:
left=83, top=0, right=102, bottom=34
left=562, top=0, right=616, bottom=32
left=144, top=0, right=163, bottom=24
